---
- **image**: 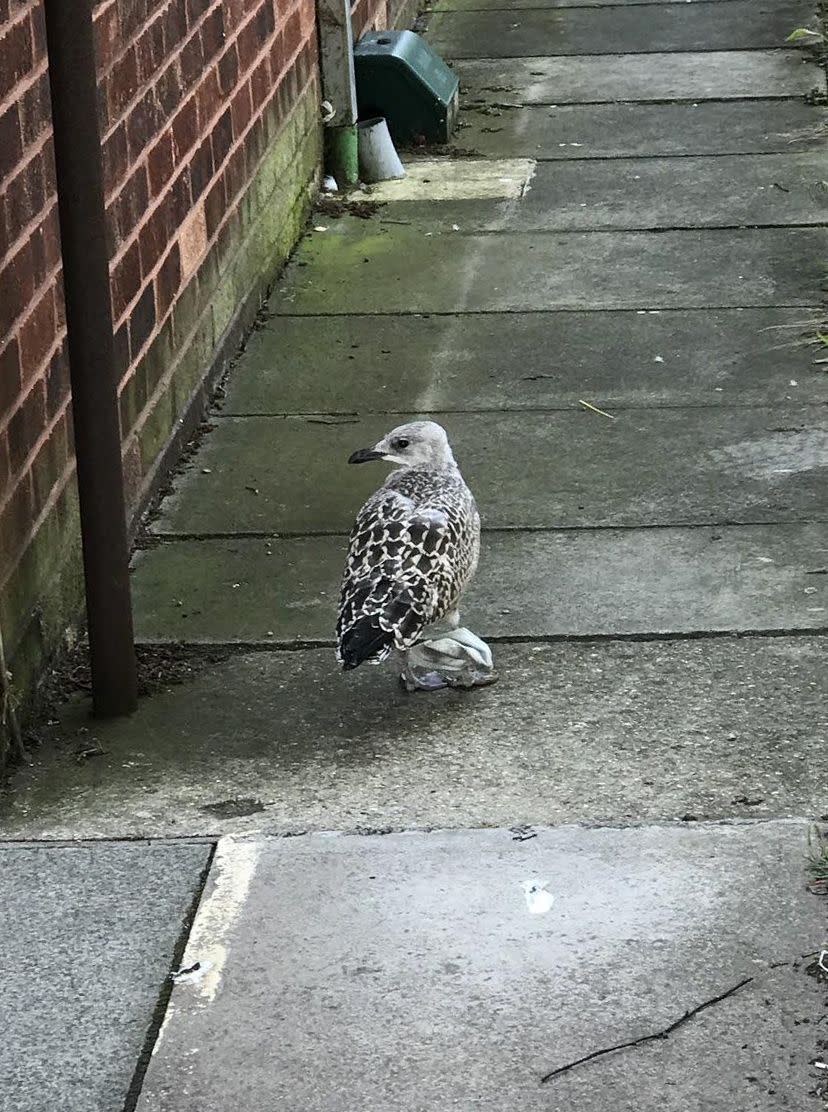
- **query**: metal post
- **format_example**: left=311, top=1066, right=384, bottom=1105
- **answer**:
left=43, top=0, right=138, bottom=717
left=317, top=0, right=360, bottom=187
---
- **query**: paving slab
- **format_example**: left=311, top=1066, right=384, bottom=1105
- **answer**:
left=374, top=152, right=828, bottom=231
left=0, top=842, right=211, bottom=1112
left=2, top=638, right=825, bottom=839
left=456, top=51, right=821, bottom=103
left=426, top=1, right=811, bottom=58
left=129, top=524, right=828, bottom=644
left=459, top=100, right=828, bottom=160
left=272, top=224, right=827, bottom=313
left=434, top=0, right=765, bottom=8
left=227, top=308, right=828, bottom=414
left=133, top=826, right=825, bottom=1112
left=151, top=407, right=828, bottom=535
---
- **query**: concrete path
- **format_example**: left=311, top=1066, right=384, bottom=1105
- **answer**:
left=2, top=0, right=827, bottom=1109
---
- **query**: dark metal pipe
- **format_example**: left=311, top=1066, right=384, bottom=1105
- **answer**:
left=43, top=0, right=137, bottom=716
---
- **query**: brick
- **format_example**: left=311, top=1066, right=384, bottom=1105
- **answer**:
left=31, top=417, right=69, bottom=514
left=155, top=60, right=184, bottom=116
left=40, top=207, right=60, bottom=272
left=0, top=472, right=33, bottom=569
left=210, top=106, right=233, bottom=169
left=250, top=55, right=270, bottom=113
left=185, top=0, right=214, bottom=24
left=18, top=70, right=50, bottom=147
left=113, top=319, right=131, bottom=378
left=126, top=89, right=164, bottom=161
left=136, top=17, right=166, bottom=83
left=200, top=5, right=225, bottom=63
left=0, top=104, right=23, bottom=185
left=0, top=15, right=33, bottom=103
left=94, top=2, right=120, bottom=72
left=0, top=336, right=22, bottom=420
left=162, top=0, right=188, bottom=54
left=44, top=341, right=70, bottom=419
left=195, top=65, right=221, bottom=130
left=171, top=96, right=198, bottom=158
left=188, top=136, right=213, bottom=202
left=106, top=46, right=139, bottom=128
left=108, top=165, right=149, bottom=248
left=169, top=164, right=192, bottom=221
left=138, top=202, right=168, bottom=277
left=154, top=240, right=180, bottom=318
left=217, top=42, right=238, bottom=96
left=180, top=27, right=205, bottom=87
left=111, top=241, right=141, bottom=320
left=229, top=81, right=252, bottom=138
left=4, top=149, right=46, bottom=242
left=18, top=285, right=57, bottom=380
left=129, top=281, right=156, bottom=356
left=30, top=2, right=46, bottom=61
left=7, top=379, right=45, bottom=476
left=0, top=239, right=36, bottom=336
left=102, top=121, right=129, bottom=196
left=282, top=8, right=302, bottom=60
left=147, top=129, right=175, bottom=196
left=254, top=0, right=275, bottom=40
left=203, top=174, right=225, bottom=238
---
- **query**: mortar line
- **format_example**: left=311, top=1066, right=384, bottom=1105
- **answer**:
left=268, top=303, right=825, bottom=317
left=215, top=402, right=828, bottom=417
left=144, top=517, right=828, bottom=541
left=438, top=0, right=802, bottom=10
left=446, top=46, right=822, bottom=58
left=460, top=96, right=817, bottom=106
left=131, top=627, right=828, bottom=652
left=475, top=150, right=828, bottom=162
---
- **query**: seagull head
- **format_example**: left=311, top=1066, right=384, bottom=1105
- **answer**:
left=348, top=421, right=457, bottom=469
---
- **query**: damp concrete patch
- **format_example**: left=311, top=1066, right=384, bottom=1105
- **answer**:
left=0, top=842, right=211, bottom=1112
left=426, top=0, right=812, bottom=58
left=2, top=639, right=826, bottom=839
left=128, top=523, right=828, bottom=644
left=272, top=224, right=828, bottom=314
left=373, top=153, right=828, bottom=232
left=460, top=99, right=828, bottom=161
left=226, top=308, right=828, bottom=415
left=352, top=158, right=535, bottom=201
left=132, top=824, right=826, bottom=1112
left=456, top=52, right=821, bottom=104
left=150, top=407, right=828, bottom=535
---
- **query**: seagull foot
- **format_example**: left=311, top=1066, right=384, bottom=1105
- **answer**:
left=399, top=628, right=497, bottom=693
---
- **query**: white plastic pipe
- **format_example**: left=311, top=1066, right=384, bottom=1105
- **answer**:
left=357, top=117, right=405, bottom=183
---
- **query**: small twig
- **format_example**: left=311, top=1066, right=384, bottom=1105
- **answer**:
left=540, top=976, right=753, bottom=1084
left=578, top=399, right=617, bottom=420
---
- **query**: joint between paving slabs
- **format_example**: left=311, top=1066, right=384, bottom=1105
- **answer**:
left=120, top=841, right=218, bottom=1112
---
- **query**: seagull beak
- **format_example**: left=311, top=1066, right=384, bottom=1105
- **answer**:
left=348, top=447, right=385, bottom=464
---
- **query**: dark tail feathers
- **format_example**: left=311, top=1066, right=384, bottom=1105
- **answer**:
left=339, top=616, right=394, bottom=670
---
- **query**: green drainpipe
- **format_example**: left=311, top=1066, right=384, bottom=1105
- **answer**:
left=326, top=123, right=359, bottom=189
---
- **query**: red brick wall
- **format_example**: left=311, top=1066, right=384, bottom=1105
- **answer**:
left=0, top=0, right=321, bottom=716
left=95, top=0, right=320, bottom=499
left=0, top=0, right=70, bottom=606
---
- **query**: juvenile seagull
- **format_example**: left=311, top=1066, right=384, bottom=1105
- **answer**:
left=336, top=421, right=490, bottom=687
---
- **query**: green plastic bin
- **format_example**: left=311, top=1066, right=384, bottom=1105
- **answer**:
left=353, top=30, right=459, bottom=145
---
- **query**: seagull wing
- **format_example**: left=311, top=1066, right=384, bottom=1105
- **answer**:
left=336, top=491, right=452, bottom=669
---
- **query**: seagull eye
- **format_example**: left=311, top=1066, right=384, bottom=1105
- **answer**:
left=392, top=438, right=409, bottom=450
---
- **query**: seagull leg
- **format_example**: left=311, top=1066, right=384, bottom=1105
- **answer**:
left=398, top=627, right=497, bottom=692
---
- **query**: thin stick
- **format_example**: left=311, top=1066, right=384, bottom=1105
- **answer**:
left=578, top=399, right=617, bottom=420
left=540, top=976, right=754, bottom=1084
